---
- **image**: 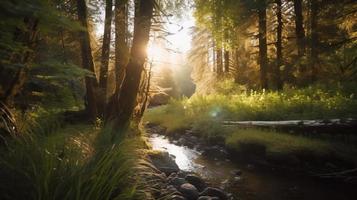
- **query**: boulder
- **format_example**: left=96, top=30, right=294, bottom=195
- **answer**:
left=179, top=183, right=199, bottom=200
left=149, top=92, right=170, bottom=106
left=199, top=187, right=228, bottom=200
left=170, top=177, right=187, bottom=188
left=201, top=146, right=229, bottom=159
left=185, top=174, right=207, bottom=191
left=149, top=151, right=180, bottom=175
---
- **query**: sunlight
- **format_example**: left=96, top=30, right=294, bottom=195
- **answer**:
left=147, top=43, right=165, bottom=62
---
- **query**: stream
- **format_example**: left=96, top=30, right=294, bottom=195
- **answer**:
left=149, top=133, right=357, bottom=200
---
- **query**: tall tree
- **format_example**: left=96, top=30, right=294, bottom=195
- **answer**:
left=76, top=0, right=98, bottom=120
left=309, top=0, right=319, bottom=82
left=114, top=0, right=129, bottom=89
left=216, top=48, right=223, bottom=76
left=109, top=0, right=154, bottom=135
left=258, top=0, right=268, bottom=89
left=275, top=0, right=283, bottom=89
left=293, top=0, right=306, bottom=74
left=224, top=49, right=230, bottom=73
left=98, top=0, right=113, bottom=117
left=99, top=0, right=113, bottom=95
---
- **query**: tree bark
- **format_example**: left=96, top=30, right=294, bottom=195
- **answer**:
left=109, top=0, right=154, bottom=135
left=293, top=0, right=306, bottom=74
left=76, top=0, right=98, bottom=120
left=216, top=48, right=223, bottom=76
left=114, top=0, right=129, bottom=90
left=309, top=0, right=318, bottom=82
left=99, top=0, right=113, bottom=92
left=275, top=0, right=283, bottom=90
left=258, top=1, right=268, bottom=89
left=224, top=49, right=230, bottom=73
left=98, top=0, right=113, bottom=117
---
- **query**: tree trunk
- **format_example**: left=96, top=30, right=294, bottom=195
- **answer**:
left=76, top=0, right=98, bottom=120
left=99, top=0, right=113, bottom=92
left=309, top=0, right=318, bottom=82
left=114, top=0, right=129, bottom=90
left=224, top=50, right=230, bottom=73
left=293, top=0, right=306, bottom=74
left=109, top=0, right=154, bottom=135
left=258, top=1, right=268, bottom=89
left=98, top=0, right=113, bottom=117
left=275, top=0, right=283, bottom=90
left=216, top=48, right=223, bottom=76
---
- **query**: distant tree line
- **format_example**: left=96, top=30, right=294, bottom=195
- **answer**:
left=191, top=0, right=357, bottom=91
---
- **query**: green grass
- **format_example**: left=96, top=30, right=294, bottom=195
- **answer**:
left=225, top=129, right=357, bottom=162
left=144, top=85, right=357, bottom=133
left=144, top=85, right=357, bottom=168
left=0, top=122, right=144, bottom=200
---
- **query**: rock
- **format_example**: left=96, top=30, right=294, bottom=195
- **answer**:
left=178, top=138, right=187, bottom=146
left=177, top=171, right=188, bottom=178
left=171, top=195, right=187, bottom=200
left=167, top=185, right=182, bottom=195
left=230, top=169, right=242, bottom=176
left=149, top=92, right=170, bottom=106
left=185, top=174, right=207, bottom=191
left=198, top=196, right=219, bottom=200
left=170, top=177, right=187, bottom=188
left=149, top=151, right=180, bottom=175
left=179, top=183, right=199, bottom=200
left=201, top=146, right=229, bottom=159
left=200, top=187, right=228, bottom=200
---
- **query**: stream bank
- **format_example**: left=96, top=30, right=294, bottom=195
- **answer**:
left=145, top=123, right=357, bottom=200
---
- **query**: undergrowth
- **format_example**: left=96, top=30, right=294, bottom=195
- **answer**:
left=0, top=117, right=145, bottom=200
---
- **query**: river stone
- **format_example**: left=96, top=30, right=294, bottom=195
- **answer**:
left=177, top=170, right=188, bottom=178
left=197, top=196, right=219, bottom=200
left=230, top=169, right=242, bottom=176
left=170, top=177, right=187, bottom=188
left=200, top=187, right=228, bottom=200
left=166, top=185, right=182, bottom=195
left=185, top=174, right=207, bottom=191
left=179, top=183, right=199, bottom=200
left=201, top=146, right=228, bottom=159
left=149, top=151, right=179, bottom=175
left=171, top=195, right=187, bottom=200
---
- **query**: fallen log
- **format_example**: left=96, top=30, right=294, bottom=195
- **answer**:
left=222, top=118, right=357, bottom=134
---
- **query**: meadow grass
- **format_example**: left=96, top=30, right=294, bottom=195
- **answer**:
left=144, top=86, right=357, bottom=132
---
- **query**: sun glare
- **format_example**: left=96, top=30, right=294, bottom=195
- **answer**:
left=147, top=43, right=165, bottom=62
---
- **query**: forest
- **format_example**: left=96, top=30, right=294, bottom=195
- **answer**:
left=0, top=0, right=356, bottom=200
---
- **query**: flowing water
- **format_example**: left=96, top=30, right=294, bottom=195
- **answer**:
left=149, top=133, right=357, bottom=200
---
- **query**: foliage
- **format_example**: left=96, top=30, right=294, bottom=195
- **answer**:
left=0, top=123, right=143, bottom=200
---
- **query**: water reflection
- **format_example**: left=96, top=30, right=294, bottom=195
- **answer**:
left=149, top=134, right=200, bottom=170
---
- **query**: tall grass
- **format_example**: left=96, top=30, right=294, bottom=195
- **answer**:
left=144, top=84, right=357, bottom=133
left=0, top=123, right=142, bottom=200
